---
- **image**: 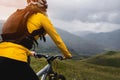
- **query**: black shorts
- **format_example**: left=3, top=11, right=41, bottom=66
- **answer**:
left=0, top=57, right=39, bottom=80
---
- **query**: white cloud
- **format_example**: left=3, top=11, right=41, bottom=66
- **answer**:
left=0, top=0, right=26, bottom=20
left=0, top=0, right=120, bottom=33
left=51, top=18, right=120, bottom=33
left=0, top=6, right=17, bottom=20
left=0, top=0, right=26, bottom=8
left=47, top=0, right=120, bottom=33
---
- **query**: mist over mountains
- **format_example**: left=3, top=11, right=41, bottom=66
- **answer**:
left=80, top=30, right=120, bottom=51
left=0, top=20, right=120, bottom=56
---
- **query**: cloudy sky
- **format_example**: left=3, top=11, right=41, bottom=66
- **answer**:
left=0, top=0, right=120, bottom=33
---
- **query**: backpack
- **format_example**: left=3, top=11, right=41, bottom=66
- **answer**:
left=1, top=5, right=46, bottom=49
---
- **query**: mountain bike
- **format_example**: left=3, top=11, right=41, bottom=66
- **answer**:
left=34, top=53, right=66, bottom=80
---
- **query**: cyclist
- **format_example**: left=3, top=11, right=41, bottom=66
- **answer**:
left=0, top=0, right=72, bottom=80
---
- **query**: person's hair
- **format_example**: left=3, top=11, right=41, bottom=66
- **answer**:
left=27, top=4, right=48, bottom=16
left=27, top=0, right=47, bottom=9
left=26, top=0, right=48, bottom=16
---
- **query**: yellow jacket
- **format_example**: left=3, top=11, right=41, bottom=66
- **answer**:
left=0, top=13, right=72, bottom=62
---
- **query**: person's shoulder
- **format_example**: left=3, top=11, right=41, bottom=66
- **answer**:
left=35, top=13, right=47, bottom=18
left=28, top=13, right=45, bottom=20
left=35, top=13, right=49, bottom=21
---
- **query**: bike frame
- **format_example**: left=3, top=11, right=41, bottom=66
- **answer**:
left=37, top=64, right=51, bottom=77
left=34, top=54, right=64, bottom=80
left=36, top=64, right=52, bottom=80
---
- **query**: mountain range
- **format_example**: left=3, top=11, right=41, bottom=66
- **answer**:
left=80, top=30, right=120, bottom=51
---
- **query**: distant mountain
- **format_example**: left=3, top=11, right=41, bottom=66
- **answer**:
left=74, top=31, right=94, bottom=37
left=0, top=20, right=4, bottom=40
left=38, top=28, right=104, bottom=56
left=81, top=29, right=120, bottom=51
left=0, top=20, right=4, bottom=32
left=0, top=20, right=4, bottom=25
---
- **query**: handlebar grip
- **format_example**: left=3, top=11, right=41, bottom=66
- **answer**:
left=34, top=53, right=44, bottom=58
left=55, top=56, right=64, bottom=60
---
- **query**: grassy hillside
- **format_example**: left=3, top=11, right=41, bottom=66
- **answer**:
left=85, top=51, right=120, bottom=67
left=30, top=52, right=120, bottom=80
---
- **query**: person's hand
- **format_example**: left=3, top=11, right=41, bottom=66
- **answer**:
left=30, top=51, right=36, bottom=56
left=64, top=53, right=72, bottom=59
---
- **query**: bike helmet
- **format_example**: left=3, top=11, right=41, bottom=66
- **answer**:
left=27, top=0, right=48, bottom=8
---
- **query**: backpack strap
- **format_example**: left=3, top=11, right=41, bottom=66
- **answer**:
left=31, top=27, right=46, bottom=42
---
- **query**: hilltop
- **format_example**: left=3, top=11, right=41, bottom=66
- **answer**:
left=84, top=51, right=120, bottom=67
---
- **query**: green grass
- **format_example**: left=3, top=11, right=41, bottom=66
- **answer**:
left=30, top=56, right=120, bottom=80
left=85, top=51, right=120, bottom=67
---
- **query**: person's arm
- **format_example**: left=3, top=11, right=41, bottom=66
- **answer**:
left=40, top=15, right=72, bottom=58
left=27, top=13, right=72, bottom=58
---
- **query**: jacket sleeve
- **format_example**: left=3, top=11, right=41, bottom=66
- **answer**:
left=40, top=15, right=72, bottom=58
left=27, top=13, right=72, bottom=58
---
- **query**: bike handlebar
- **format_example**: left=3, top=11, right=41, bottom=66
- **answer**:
left=34, top=53, right=64, bottom=61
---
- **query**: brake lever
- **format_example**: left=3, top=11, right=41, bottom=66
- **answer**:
left=57, top=56, right=64, bottom=60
